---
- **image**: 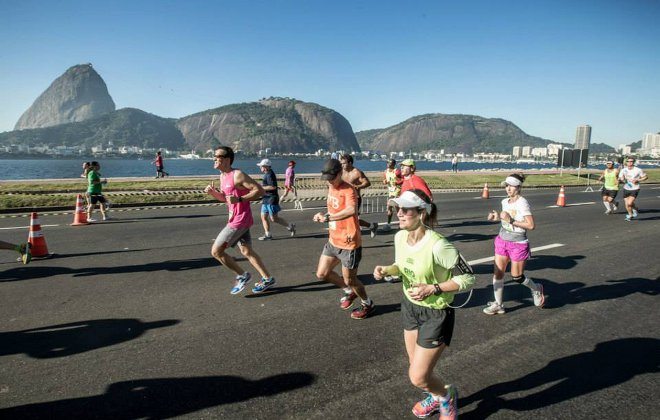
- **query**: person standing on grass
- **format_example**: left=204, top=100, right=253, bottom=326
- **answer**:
left=483, top=173, right=545, bottom=315
left=256, top=159, right=296, bottom=240
left=313, top=159, right=375, bottom=320
left=204, top=146, right=276, bottom=295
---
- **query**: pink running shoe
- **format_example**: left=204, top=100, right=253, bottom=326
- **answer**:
left=411, top=392, right=440, bottom=418
left=339, top=291, right=357, bottom=310
left=439, top=385, right=458, bottom=420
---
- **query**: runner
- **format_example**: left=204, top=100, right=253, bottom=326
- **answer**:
left=281, top=160, right=298, bottom=201
left=618, top=157, right=648, bottom=221
left=204, top=147, right=276, bottom=294
left=383, top=158, right=403, bottom=231
left=483, top=173, right=545, bottom=315
left=0, top=240, right=31, bottom=264
left=256, top=158, right=296, bottom=240
left=339, top=154, right=378, bottom=238
left=373, top=189, right=474, bottom=419
left=86, top=161, right=110, bottom=222
left=597, top=161, right=620, bottom=214
left=313, top=159, right=375, bottom=319
left=152, top=151, right=169, bottom=178
left=81, top=161, right=91, bottom=207
left=400, top=159, right=433, bottom=200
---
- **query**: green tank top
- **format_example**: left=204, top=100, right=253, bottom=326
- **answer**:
left=603, top=169, right=618, bottom=190
left=385, top=169, right=401, bottom=197
left=395, top=229, right=457, bottom=309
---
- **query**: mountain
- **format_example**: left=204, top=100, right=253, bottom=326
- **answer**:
left=14, top=64, right=115, bottom=130
left=0, top=108, right=185, bottom=150
left=356, top=114, right=556, bottom=154
left=176, top=97, right=360, bottom=153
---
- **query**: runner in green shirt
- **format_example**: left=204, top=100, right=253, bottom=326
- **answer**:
left=373, top=189, right=475, bottom=420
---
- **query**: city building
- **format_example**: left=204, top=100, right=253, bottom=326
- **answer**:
left=547, top=144, right=563, bottom=156
left=522, top=146, right=532, bottom=157
left=642, top=132, right=660, bottom=150
left=575, top=125, right=592, bottom=149
left=532, top=147, right=548, bottom=157
left=512, top=146, right=521, bottom=158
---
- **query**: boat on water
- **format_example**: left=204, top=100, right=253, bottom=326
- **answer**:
left=178, top=151, right=201, bottom=159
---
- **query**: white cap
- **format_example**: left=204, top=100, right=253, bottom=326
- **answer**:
left=503, top=176, right=522, bottom=187
left=388, top=190, right=432, bottom=213
left=257, top=158, right=272, bottom=167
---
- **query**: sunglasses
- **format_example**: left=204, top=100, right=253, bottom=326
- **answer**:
left=394, top=206, right=419, bottom=215
left=214, top=155, right=228, bottom=160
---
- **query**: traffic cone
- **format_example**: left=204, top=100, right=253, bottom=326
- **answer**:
left=481, top=183, right=490, bottom=199
left=27, top=212, right=51, bottom=258
left=556, top=186, right=566, bottom=207
left=71, top=194, right=90, bottom=226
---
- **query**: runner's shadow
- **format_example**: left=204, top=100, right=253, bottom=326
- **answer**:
left=541, top=276, right=659, bottom=309
left=460, top=337, right=660, bottom=419
left=369, top=302, right=401, bottom=318
left=0, top=318, right=179, bottom=359
left=445, top=233, right=493, bottom=243
left=525, top=254, right=584, bottom=271
left=244, top=280, right=336, bottom=297
left=441, top=220, right=494, bottom=229
left=0, top=372, right=315, bottom=419
left=135, top=214, right=215, bottom=220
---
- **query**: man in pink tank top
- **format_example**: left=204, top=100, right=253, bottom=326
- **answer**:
left=204, top=146, right=276, bottom=295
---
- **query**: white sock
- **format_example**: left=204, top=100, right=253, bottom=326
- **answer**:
left=522, top=275, right=537, bottom=290
left=603, top=201, right=611, bottom=210
left=361, top=298, right=372, bottom=306
left=493, top=276, right=504, bottom=305
left=343, top=287, right=352, bottom=294
left=436, top=392, right=448, bottom=402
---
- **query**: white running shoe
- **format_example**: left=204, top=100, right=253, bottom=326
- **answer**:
left=632, top=209, right=638, bottom=218
left=483, top=301, right=505, bottom=315
left=612, top=201, right=619, bottom=212
left=87, top=218, right=97, bottom=222
left=532, top=284, right=545, bottom=308
left=287, top=223, right=296, bottom=237
left=369, top=222, right=378, bottom=238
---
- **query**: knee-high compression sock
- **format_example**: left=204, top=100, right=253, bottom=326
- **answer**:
left=519, top=275, right=538, bottom=291
left=603, top=201, right=611, bottom=211
left=493, top=276, right=504, bottom=305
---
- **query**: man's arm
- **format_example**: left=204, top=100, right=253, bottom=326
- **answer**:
left=353, top=170, right=371, bottom=191
left=234, top=170, right=265, bottom=202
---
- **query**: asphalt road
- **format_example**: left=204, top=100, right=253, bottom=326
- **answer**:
left=1, top=187, right=659, bottom=419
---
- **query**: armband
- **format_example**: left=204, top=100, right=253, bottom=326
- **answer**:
left=324, top=213, right=330, bottom=223
left=452, top=253, right=474, bottom=276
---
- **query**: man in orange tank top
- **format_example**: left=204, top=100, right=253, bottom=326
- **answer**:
left=313, top=159, right=375, bottom=319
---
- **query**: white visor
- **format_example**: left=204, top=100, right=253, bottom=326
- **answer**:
left=388, top=190, right=432, bottom=213
left=504, top=176, right=522, bottom=187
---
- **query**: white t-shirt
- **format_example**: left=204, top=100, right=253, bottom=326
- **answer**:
left=619, top=167, right=646, bottom=191
left=499, top=196, right=532, bottom=242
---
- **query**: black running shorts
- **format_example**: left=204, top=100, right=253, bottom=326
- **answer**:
left=401, top=297, right=455, bottom=348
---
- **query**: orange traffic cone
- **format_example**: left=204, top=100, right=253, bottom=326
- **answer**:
left=71, top=194, right=90, bottom=226
left=27, top=212, right=51, bottom=258
left=481, top=183, right=490, bottom=199
left=556, top=186, right=566, bottom=207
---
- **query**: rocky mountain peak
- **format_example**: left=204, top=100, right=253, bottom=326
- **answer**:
left=14, top=63, right=116, bottom=130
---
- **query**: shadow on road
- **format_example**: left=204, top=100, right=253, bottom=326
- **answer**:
left=0, top=318, right=179, bottom=359
left=441, top=220, right=494, bottom=229
left=0, top=257, right=234, bottom=282
left=0, top=372, right=316, bottom=419
left=470, top=254, right=585, bottom=276
left=244, top=280, right=336, bottom=298
left=446, top=232, right=493, bottom=243
left=460, top=337, right=660, bottom=419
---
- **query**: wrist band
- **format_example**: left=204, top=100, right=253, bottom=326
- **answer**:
left=434, top=284, right=442, bottom=295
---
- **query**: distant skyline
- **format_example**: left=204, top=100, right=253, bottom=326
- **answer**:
left=1, top=0, right=659, bottom=147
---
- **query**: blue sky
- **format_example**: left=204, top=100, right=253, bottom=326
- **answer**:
left=1, top=0, right=658, bottom=146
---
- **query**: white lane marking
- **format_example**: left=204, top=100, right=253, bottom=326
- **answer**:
left=473, top=195, right=507, bottom=199
left=0, top=224, right=60, bottom=230
left=467, top=243, right=565, bottom=265
left=546, top=202, right=595, bottom=208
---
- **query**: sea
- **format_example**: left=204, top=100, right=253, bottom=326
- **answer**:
left=0, top=158, right=649, bottom=180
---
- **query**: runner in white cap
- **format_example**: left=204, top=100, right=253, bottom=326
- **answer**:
left=256, top=158, right=296, bottom=240
left=483, top=173, right=545, bottom=315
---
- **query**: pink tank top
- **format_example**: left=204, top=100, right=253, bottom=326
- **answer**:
left=220, top=169, right=253, bottom=228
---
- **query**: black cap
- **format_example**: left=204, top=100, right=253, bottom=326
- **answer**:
left=321, top=159, right=342, bottom=180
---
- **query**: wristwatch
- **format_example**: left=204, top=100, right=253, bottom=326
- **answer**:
left=324, top=213, right=331, bottom=223
left=237, top=196, right=243, bottom=202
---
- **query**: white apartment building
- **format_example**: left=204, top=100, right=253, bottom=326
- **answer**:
left=547, top=144, right=563, bottom=156
left=532, top=147, right=548, bottom=157
left=522, top=146, right=532, bottom=157
left=512, top=146, right=521, bottom=158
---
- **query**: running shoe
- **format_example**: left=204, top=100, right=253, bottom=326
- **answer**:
left=624, top=215, right=632, bottom=222
left=412, top=392, right=440, bottom=418
left=632, top=209, right=639, bottom=218
left=532, top=283, right=545, bottom=308
left=19, top=243, right=31, bottom=265
left=252, top=277, right=276, bottom=293
left=604, top=209, right=612, bottom=215
left=369, top=222, right=378, bottom=238
left=350, top=300, right=375, bottom=319
left=103, top=215, right=112, bottom=221
left=339, top=291, right=358, bottom=310
left=230, top=272, right=251, bottom=295
left=483, top=301, right=505, bottom=315
left=287, top=223, right=296, bottom=237
left=258, top=234, right=273, bottom=241
left=612, top=201, right=619, bottom=212
left=87, top=218, right=98, bottom=222
left=439, top=384, right=458, bottom=420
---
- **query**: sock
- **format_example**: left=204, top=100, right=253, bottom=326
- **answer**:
left=343, top=287, right=352, bottom=294
left=603, top=201, right=611, bottom=210
left=436, top=392, right=449, bottom=402
left=493, top=276, right=504, bottom=305
left=522, top=276, right=538, bottom=290
left=265, top=231, right=271, bottom=237
left=361, top=298, right=372, bottom=306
